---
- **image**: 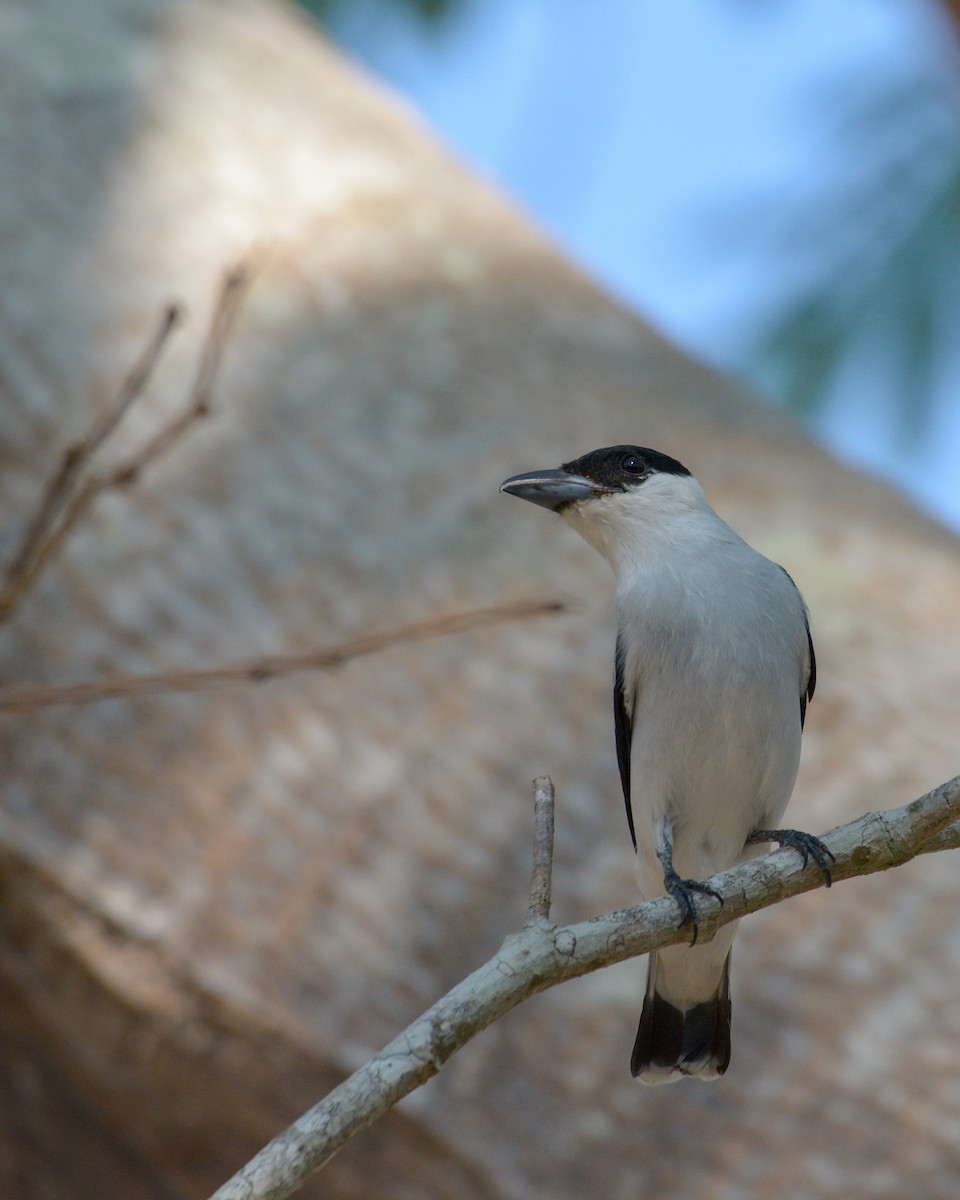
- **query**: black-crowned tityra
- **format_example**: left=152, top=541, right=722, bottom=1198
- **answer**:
left=501, top=445, right=832, bottom=1085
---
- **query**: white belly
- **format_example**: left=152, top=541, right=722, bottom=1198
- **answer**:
left=621, top=595, right=805, bottom=892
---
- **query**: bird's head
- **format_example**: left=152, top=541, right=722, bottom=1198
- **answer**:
left=500, top=445, right=705, bottom=568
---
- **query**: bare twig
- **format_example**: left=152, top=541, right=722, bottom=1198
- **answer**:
left=208, top=773, right=960, bottom=1200
left=0, top=305, right=182, bottom=620
left=0, top=267, right=253, bottom=624
left=0, top=599, right=564, bottom=714
left=81, top=305, right=186, bottom=461
left=527, top=775, right=556, bottom=921
left=115, top=264, right=252, bottom=481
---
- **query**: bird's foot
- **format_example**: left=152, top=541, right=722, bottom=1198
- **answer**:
left=747, top=827, right=835, bottom=887
left=663, top=869, right=724, bottom=946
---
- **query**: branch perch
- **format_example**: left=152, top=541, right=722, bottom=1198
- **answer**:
left=208, top=772, right=960, bottom=1200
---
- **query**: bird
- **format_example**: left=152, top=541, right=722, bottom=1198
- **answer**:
left=500, top=445, right=832, bottom=1084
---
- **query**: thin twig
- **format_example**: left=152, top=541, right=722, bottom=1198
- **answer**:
left=527, top=776, right=556, bottom=921
left=0, top=305, right=182, bottom=619
left=83, top=305, right=185, bottom=460
left=0, top=599, right=565, bottom=714
left=191, top=264, right=253, bottom=413
left=0, top=266, right=253, bottom=625
left=114, top=264, right=252, bottom=481
left=207, top=773, right=960, bottom=1200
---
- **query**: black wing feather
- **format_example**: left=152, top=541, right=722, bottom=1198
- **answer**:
left=800, top=613, right=816, bottom=729
left=779, top=566, right=816, bottom=730
left=614, top=628, right=637, bottom=850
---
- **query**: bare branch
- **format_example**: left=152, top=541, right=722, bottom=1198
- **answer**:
left=0, top=305, right=182, bottom=620
left=83, top=305, right=186, bottom=461
left=0, top=266, right=252, bottom=624
left=3, top=303, right=181, bottom=587
left=0, top=599, right=564, bottom=714
left=0, top=473, right=111, bottom=623
left=917, top=821, right=960, bottom=855
left=527, top=775, right=556, bottom=921
left=112, top=264, right=252, bottom=482
left=207, top=773, right=960, bottom=1200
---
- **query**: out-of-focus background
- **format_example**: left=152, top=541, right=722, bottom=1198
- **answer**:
left=2, top=2, right=960, bottom=1198
left=316, top=0, right=960, bottom=529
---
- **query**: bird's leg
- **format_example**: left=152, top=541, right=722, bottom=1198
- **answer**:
left=746, top=828, right=835, bottom=887
left=655, top=830, right=724, bottom=948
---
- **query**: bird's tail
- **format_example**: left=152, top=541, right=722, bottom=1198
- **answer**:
left=631, top=949, right=732, bottom=1085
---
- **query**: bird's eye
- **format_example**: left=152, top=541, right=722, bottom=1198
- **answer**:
left=620, top=454, right=644, bottom=475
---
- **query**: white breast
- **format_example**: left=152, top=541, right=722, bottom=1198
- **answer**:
left=565, top=474, right=809, bottom=882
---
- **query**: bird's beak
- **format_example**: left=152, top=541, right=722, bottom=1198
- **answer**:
left=500, top=469, right=612, bottom=512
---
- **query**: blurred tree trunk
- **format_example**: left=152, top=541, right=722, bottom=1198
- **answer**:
left=941, top=0, right=960, bottom=31
left=2, top=2, right=960, bottom=1199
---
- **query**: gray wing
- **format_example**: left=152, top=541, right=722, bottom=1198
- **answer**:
left=614, top=628, right=637, bottom=849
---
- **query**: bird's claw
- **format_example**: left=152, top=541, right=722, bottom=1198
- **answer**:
left=749, top=827, right=836, bottom=887
left=663, top=869, right=724, bottom=946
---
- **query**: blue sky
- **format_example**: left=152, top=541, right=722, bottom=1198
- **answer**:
left=326, top=0, right=960, bottom=528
